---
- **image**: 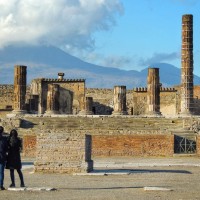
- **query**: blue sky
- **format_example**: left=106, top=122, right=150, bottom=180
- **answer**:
left=0, top=0, right=199, bottom=76
left=89, top=0, right=200, bottom=76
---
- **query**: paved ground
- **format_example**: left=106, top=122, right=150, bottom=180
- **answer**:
left=1, top=157, right=200, bottom=200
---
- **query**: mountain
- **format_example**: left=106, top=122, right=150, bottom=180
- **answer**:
left=0, top=45, right=200, bottom=89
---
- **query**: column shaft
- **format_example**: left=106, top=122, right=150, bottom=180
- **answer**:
left=13, top=65, right=27, bottom=114
left=112, top=86, right=127, bottom=115
left=147, top=68, right=161, bottom=115
left=180, top=14, right=194, bottom=114
left=45, top=84, right=60, bottom=114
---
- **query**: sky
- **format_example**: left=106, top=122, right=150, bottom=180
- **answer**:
left=0, top=0, right=200, bottom=76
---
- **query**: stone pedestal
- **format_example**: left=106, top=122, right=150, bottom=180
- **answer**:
left=12, top=65, right=27, bottom=114
left=180, top=14, right=194, bottom=115
left=45, top=84, right=60, bottom=115
left=112, top=86, right=128, bottom=115
left=147, top=68, right=161, bottom=116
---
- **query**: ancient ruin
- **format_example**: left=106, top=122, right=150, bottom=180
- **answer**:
left=112, top=86, right=127, bottom=115
left=13, top=65, right=27, bottom=114
left=147, top=68, right=161, bottom=116
left=0, top=14, right=200, bottom=173
left=180, top=14, right=194, bottom=115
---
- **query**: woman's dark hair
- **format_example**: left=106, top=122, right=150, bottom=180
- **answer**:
left=10, top=129, right=18, bottom=138
left=0, top=126, right=4, bottom=134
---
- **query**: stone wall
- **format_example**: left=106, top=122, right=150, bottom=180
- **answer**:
left=86, top=88, right=133, bottom=115
left=30, top=79, right=85, bottom=114
left=0, top=85, right=200, bottom=116
left=193, top=86, right=200, bottom=114
left=1, top=115, right=200, bottom=172
left=35, top=132, right=93, bottom=173
left=0, top=85, right=14, bottom=110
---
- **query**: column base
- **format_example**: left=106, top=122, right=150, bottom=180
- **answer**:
left=7, top=110, right=27, bottom=118
left=179, top=111, right=194, bottom=117
left=78, top=110, right=94, bottom=115
left=44, top=110, right=60, bottom=116
left=145, top=111, right=162, bottom=117
left=112, top=111, right=128, bottom=115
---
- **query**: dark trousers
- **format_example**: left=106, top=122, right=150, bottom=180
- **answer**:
left=0, top=163, right=5, bottom=187
left=10, top=168, right=24, bottom=185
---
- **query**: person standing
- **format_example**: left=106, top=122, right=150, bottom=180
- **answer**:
left=6, top=129, right=25, bottom=188
left=0, top=126, right=8, bottom=190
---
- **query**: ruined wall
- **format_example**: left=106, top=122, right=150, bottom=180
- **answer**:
left=193, top=86, right=200, bottom=114
left=1, top=85, right=200, bottom=116
left=0, top=85, right=14, bottom=110
left=1, top=116, right=185, bottom=159
left=86, top=88, right=133, bottom=115
left=92, top=135, right=174, bottom=157
left=30, top=79, right=85, bottom=114
left=23, top=135, right=36, bottom=158
left=35, top=132, right=93, bottom=173
left=133, top=88, right=179, bottom=116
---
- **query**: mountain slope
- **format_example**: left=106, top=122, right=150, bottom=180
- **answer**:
left=0, top=45, right=200, bottom=89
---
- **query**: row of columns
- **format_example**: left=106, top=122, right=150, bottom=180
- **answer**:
left=11, top=65, right=161, bottom=116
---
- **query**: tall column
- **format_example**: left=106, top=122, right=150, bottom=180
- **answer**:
left=45, top=84, right=60, bottom=114
left=180, top=14, right=194, bottom=115
left=112, top=86, right=128, bottom=115
left=13, top=65, right=27, bottom=114
left=147, top=68, right=161, bottom=115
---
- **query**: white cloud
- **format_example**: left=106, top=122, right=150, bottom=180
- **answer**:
left=138, top=52, right=180, bottom=66
left=0, top=0, right=123, bottom=49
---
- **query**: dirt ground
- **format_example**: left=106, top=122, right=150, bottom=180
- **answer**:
left=1, top=165, right=200, bottom=200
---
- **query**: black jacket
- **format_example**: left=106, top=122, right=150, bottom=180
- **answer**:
left=0, top=136, right=8, bottom=164
left=6, top=137, right=22, bottom=169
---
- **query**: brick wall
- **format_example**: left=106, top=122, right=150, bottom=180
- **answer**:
left=23, top=135, right=36, bottom=158
left=92, top=135, right=174, bottom=157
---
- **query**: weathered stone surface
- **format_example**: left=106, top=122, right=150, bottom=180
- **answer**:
left=180, top=14, right=194, bottom=115
left=112, top=86, right=128, bottom=115
left=29, top=78, right=85, bottom=114
left=13, top=65, right=27, bottom=114
left=45, top=84, right=60, bottom=114
left=34, top=131, right=93, bottom=173
left=147, top=68, right=161, bottom=115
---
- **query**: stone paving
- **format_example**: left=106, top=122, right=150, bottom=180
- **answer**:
left=1, top=157, right=200, bottom=200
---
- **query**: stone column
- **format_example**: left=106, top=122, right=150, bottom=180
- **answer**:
left=45, top=84, right=60, bottom=114
left=13, top=65, right=27, bottom=114
left=112, top=86, right=128, bottom=115
left=147, top=68, right=161, bottom=115
left=180, top=14, right=194, bottom=115
left=78, top=97, right=94, bottom=115
left=85, top=97, right=94, bottom=115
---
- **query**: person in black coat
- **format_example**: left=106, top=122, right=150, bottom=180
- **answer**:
left=6, top=129, right=25, bottom=188
left=0, top=126, right=8, bottom=190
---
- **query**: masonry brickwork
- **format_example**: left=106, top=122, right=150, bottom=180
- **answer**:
left=1, top=116, right=199, bottom=160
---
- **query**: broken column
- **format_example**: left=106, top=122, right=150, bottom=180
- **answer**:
left=147, top=68, right=161, bottom=115
left=112, top=86, right=128, bottom=115
left=13, top=65, right=27, bottom=114
left=180, top=14, right=194, bottom=115
left=45, top=84, right=60, bottom=114
left=85, top=97, right=94, bottom=115
left=78, top=97, right=94, bottom=115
